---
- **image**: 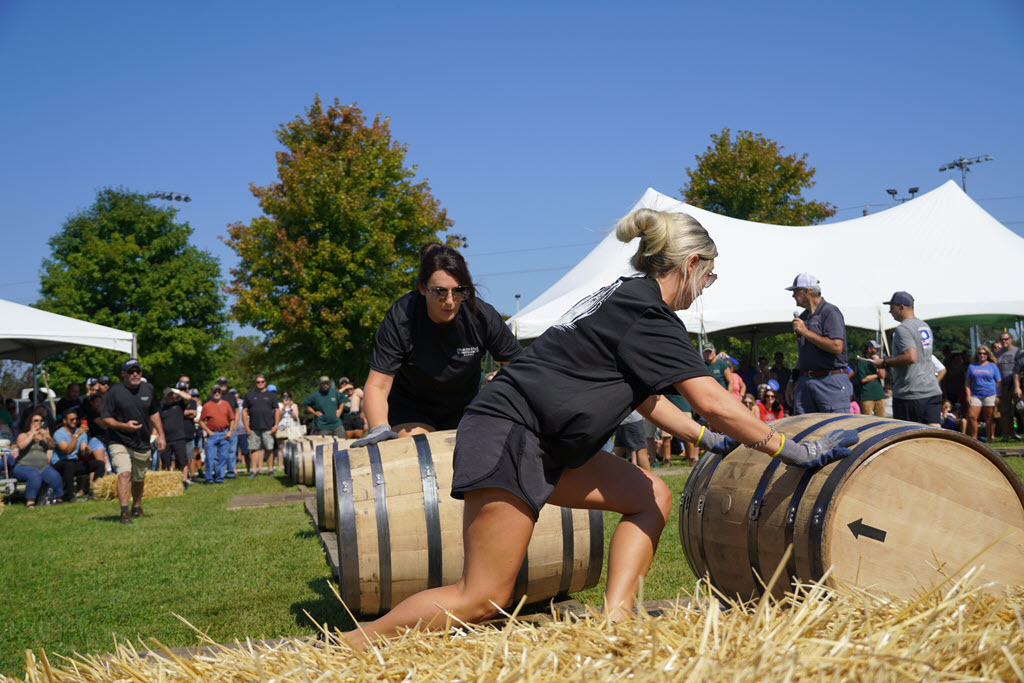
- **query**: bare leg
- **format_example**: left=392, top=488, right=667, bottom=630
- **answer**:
left=635, top=448, right=651, bottom=472
left=982, top=406, right=996, bottom=441
left=658, top=438, right=671, bottom=467
left=116, top=472, right=131, bottom=507
left=548, top=450, right=672, bottom=621
left=967, top=405, right=980, bottom=439
left=344, top=488, right=535, bottom=649
left=131, top=481, right=144, bottom=509
left=251, top=448, right=264, bottom=474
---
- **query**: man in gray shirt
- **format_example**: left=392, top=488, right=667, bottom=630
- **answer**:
left=870, top=291, right=942, bottom=426
left=994, top=332, right=1023, bottom=439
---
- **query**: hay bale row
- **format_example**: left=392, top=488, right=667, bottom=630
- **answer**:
left=90, top=470, right=184, bottom=501
left=9, top=575, right=1024, bottom=682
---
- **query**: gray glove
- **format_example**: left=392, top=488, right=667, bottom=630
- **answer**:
left=349, top=423, right=399, bottom=448
left=777, top=429, right=858, bottom=468
left=697, top=427, right=740, bottom=455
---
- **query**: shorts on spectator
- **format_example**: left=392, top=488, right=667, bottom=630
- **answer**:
left=642, top=418, right=658, bottom=440
left=108, top=443, right=151, bottom=482
left=247, top=429, right=275, bottom=451
left=342, top=411, right=364, bottom=431
left=969, top=395, right=997, bottom=408
left=614, top=421, right=646, bottom=452
left=893, top=394, right=942, bottom=425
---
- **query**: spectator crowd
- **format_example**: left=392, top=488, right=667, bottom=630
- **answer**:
left=1, top=366, right=371, bottom=514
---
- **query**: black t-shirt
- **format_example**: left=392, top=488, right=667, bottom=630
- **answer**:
left=101, top=382, right=159, bottom=451
left=80, top=398, right=111, bottom=445
left=55, top=397, right=82, bottom=420
left=182, top=399, right=198, bottom=439
left=159, top=397, right=187, bottom=442
left=243, top=390, right=278, bottom=430
left=470, top=276, right=709, bottom=467
left=369, top=290, right=522, bottom=419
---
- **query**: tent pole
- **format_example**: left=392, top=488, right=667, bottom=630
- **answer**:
left=131, top=333, right=138, bottom=359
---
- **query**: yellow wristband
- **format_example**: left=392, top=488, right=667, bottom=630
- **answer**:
left=771, top=434, right=785, bottom=458
left=697, top=425, right=705, bottom=445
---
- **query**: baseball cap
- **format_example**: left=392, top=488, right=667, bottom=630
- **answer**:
left=176, top=381, right=188, bottom=390
left=163, top=387, right=174, bottom=396
left=228, top=388, right=237, bottom=395
left=97, top=375, right=110, bottom=384
left=267, top=384, right=277, bottom=392
left=883, top=291, right=914, bottom=307
left=864, top=340, right=882, bottom=350
left=216, top=376, right=228, bottom=384
left=122, top=358, right=142, bottom=372
left=189, top=388, right=200, bottom=397
left=785, top=273, right=820, bottom=291
left=767, top=379, right=780, bottom=392
left=319, top=375, right=331, bottom=383
left=86, top=377, right=98, bottom=387
left=211, top=384, right=223, bottom=393
left=701, top=344, right=715, bottom=353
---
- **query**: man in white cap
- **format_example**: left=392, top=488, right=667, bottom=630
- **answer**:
left=786, top=273, right=852, bottom=414
left=869, top=291, right=942, bottom=427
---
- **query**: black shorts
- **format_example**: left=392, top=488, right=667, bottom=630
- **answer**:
left=342, top=411, right=364, bottom=431
left=389, top=399, right=464, bottom=432
left=613, top=421, right=646, bottom=451
left=893, top=394, right=942, bottom=425
left=163, top=440, right=188, bottom=469
left=450, top=412, right=564, bottom=520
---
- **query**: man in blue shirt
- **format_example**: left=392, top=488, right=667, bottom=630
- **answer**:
left=786, top=273, right=853, bottom=414
left=51, top=407, right=105, bottom=501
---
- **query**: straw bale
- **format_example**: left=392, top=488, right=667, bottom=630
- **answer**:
left=90, top=471, right=184, bottom=501
left=6, top=574, right=1024, bottom=682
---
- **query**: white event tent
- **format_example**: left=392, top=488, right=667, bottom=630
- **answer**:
left=509, top=181, right=1024, bottom=341
left=0, top=299, right=136, bottom=401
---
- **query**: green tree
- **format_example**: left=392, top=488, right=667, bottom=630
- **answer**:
left=682, top=128, right=836, bottom=225
left=224, top=95, right=457, bottom=388
left=37, top=188, right=228, bottom=390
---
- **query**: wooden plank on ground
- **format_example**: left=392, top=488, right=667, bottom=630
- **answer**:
left=226, top=492, right=310, bottom=510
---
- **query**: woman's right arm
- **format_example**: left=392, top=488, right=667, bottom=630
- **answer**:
left=362, top=370, right=395, bottom=429
left=16, top=430, right=33, bottom=450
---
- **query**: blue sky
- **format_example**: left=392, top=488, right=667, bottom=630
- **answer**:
left=2, top=1, right=1022, bottom=324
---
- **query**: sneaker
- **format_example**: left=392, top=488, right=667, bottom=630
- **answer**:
left=131, top=507, right=146, bottom=518
left=225, top=474, right=237, bottom=479
left=248, top=472, right=259, bottom=478
left=182, top=479, right=190, bottom=490
left=120, top=510, right=133, bottom=524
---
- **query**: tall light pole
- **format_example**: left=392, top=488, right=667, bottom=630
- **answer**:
left=938, top=155, right=993, bottom=192
left=886, top=187, right=919, bottom=203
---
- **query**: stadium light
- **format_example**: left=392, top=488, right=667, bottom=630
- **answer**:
left=937, top=155, right=993, bottom=192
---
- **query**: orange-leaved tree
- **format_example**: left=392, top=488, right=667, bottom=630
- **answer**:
left=224, top=96, right=457, bottom=389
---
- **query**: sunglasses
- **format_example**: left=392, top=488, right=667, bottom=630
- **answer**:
left=426, top=286, right=470, bottom=302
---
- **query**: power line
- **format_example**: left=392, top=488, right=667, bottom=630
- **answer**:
left=467, top=240, right=602, bottom=257
left=477, top=265, right=575, bottom=277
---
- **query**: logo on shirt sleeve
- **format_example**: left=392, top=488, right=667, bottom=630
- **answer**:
left=919, top=328, right=933, bottom=348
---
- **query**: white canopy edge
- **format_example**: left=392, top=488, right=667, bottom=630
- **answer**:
left=509, top=181, right=1024, bottom=339
left=0, top=299, right=136, bottom=363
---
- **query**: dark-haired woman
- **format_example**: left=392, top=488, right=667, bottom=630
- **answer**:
left=8, top=406, right=63, bottom=507
left=353, top=243, right=522, bottom=446
left=342, top=209, right=858, bottom=648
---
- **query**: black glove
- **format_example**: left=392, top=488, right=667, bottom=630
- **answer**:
left=697, top=426, right=740, bottom=455
left=349, top=423, right=399, bottom=448
left=777, top=429, right=858, bottom=468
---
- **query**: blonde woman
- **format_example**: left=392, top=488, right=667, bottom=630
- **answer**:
left=965, top=345, right=1001, bottom=441
left=341, top=208, right=857, bottom=648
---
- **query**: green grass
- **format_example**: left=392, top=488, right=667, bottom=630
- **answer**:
left=0, top=472, right=354, bottom=677
left=2, top=456, right=1023, bottom=678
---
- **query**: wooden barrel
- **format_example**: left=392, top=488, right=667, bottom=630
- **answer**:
left=679, top=413, right=1024, bottom=600
left=315, top=437, right=351, bottom=531
left=292, top=436, right=335, bottom=486
left=333, top=430, right=604, bottom=617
